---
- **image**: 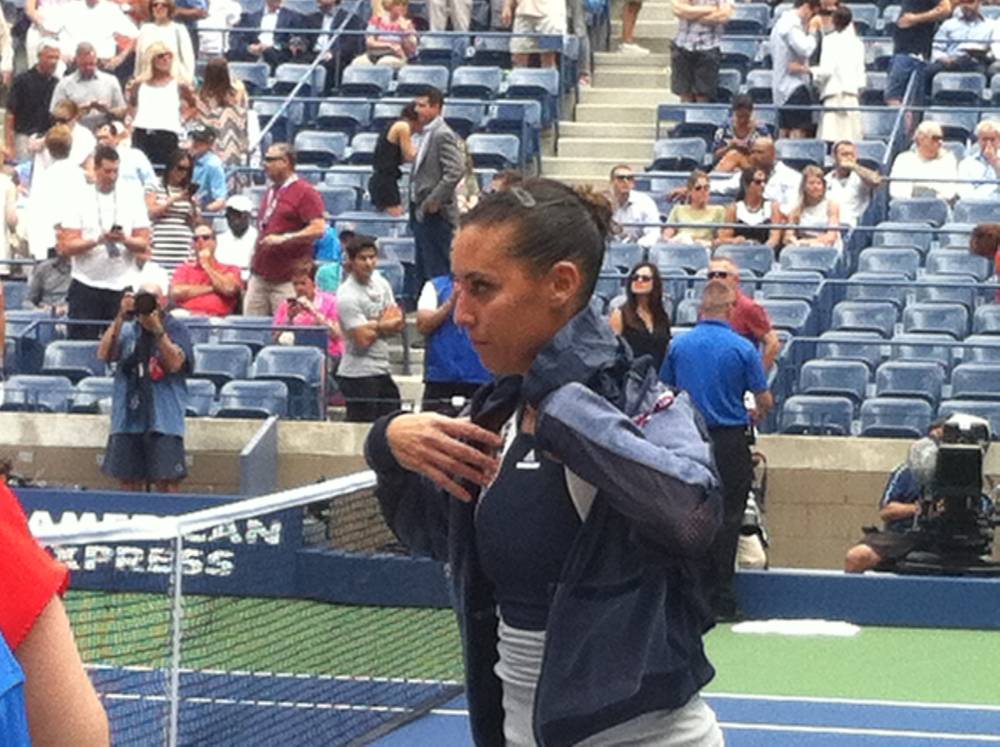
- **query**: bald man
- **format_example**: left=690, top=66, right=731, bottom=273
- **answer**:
left=707, top=258, right=781, bottom=370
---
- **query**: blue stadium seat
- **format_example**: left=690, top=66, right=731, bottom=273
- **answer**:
left=215, top=380, right=288, bottom=419
left=293, top=130, right=348, bottom=168
left=914, top=273, right=977, bottom=310
left=659, top=268, right=690, bottom=306
left=415, top=34, right=466, bottom=68
left=671, top=109, right=730, bottom=146
left=450, top=66, right=503, bottom=99
left=192, top=343, right=253, bottom=388
left=760, top=299, right=811, bottom=334
left=857, top=247, right=920, bottom=279
left=650, top=138, right=707, bottom=171
left=745, top=69, right=773, bottom=104
left=252, top=100, right=305, bottom=143
left=674, top=297, right=701, bottom=326
left=594, top=269, right=625, bottom=307
left=846, top=2, right=879, bottom=35
left=443, top=102, right=486, bottom=139
left=862, top=110, right=897, bottom=140
left=831, top=301, right=898, bottom=338
left=339, top=66, right=394, bottom=97
left=651, top=243, right=710, bottom=274
left=816, top=330, right=884, bottom=370
left=227, top=62, right=269, bottom=94
left=872, top=222, right=933, bottom=255
left=607, top=243, right=645, bottom=273
left=315, top=100, right=372, bottom=137
left=185, top=378, right=217, bottom=417
left=370, top=100, right=407, bottom=132
left=845, top=271, right=909, bottom=308
left=217, top=317, right=275, bottom=353
left=887, top=198, right=950, bottom=227
left=938, top=222, right=975, bottom=250
left=466, top=133, right=520, bottom=169
left=0, top=375, right=74, bottom=412
left=922, top=109, right=979, bottom=143
left=347, top=132, right=379, bottom=165
left=272, top=63, right=325, bottom=97
left=775, top=139, right=826, bottom=171
left=937, top=400, right=1000, bottom=438
left=924, top=252, right=991, bottom=282
left=861, top=72, right=888, bottom=105
left=931, top=72, right=986, bottom=106
left=859, top=397, right=933, bottom=439
left=854, top=140, right=887, bottom=171
left=714, top=69, right=742, bottom=103
left=714, top=244, right=774, bottom=277
left=719, top=38, right=756, bottom=75
left=950, top=362, right=1000, bottom=401
left=760, top=270, right=823, bottom=301
left=864, top=41, right=894, bottom=72
left=40, top=340, right=106, bottom=383
left=504, top=68, right=560, bottom=127
left=316, top=185, right=357, bottom=217
left=325, top=167, right=371, bottom=192
left=252, top=345, right=326, bottom=419
left=799, top=360, right=869, bottom=404
left=3, top=281, right=27, bottom=310
left=874, top=361, right=944, bottom=403
left=724, top=3, right=769, bottom=33
left=377, top=260, right=405, bottom=299
left=484, top=100, right=541, bottom=164
left=70, top=376, right=114, bottom=414
left=779, top=246, right=840, bottom=276
left=779, top=395, right=854, bottom=435
left=470, top=35, right=511, bottom=67
left=953, top=199, right=1000, bottom=225
left=394, top=65, right=451, bottom=97
left=335, top=211, right=403, bottom=238
left=378, top=236, right=416, bottom=265
left=973, top=307, right=1000, bottom=335
left=903, top=302, right=969, bottom=339
left=891, top=332, right=955, bottom=370
left=882, top=4, right=901, bottom=35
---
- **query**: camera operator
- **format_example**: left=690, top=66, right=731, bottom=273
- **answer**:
left=97, top=282, right=193, bottom=492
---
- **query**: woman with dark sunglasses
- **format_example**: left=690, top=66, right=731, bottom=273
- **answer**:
left=609, top=262, right=672, bottom=371
left=718, top=167, right=784, bottom=250
left=661, top=170, right=725, bottom=247
left=145, top=148, right=199, bottom=267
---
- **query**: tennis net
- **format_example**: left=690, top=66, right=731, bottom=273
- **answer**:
left=36, top=473, right=465, bottom=746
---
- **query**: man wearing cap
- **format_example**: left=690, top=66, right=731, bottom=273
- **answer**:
left=215, top=194, right=258, bottom=279
left=189, top=125, right=227, bottom=212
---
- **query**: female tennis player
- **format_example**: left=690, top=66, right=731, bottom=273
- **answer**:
left=365, top=178, right=724, bottom=746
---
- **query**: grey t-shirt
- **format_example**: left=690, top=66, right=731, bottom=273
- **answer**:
left=337, top=272, right=396, bottom=378
left=50, top=70, right=126, bottom=132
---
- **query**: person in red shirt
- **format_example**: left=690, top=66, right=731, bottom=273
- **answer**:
left=0, top=473, right=109, bottom=745
left=169, top=222, right=243, bottom=316
left=970, top=223, right=1000, bottom=302
left=707, top=257, right=781, bottom=370
left=245, top=143, right=327, bottom=316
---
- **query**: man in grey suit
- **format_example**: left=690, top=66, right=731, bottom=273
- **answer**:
left=409, top=87, right=465, bottom=286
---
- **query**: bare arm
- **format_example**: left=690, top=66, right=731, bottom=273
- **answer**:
left=609, top=307, right=624, bottom=335
left=170, top=282, right=215, bottom=301
left=200, top=262, right=241, bottom=297
left=753, top=389, right=774, bottom=420
left=716, top=202, right=738, bottom=243
left=151, top=323, right=186, bottom=373
left=97, top=305, right=129, bottom=362
left=766, top=201, right=784, bottom=249
left=57, top=227, right=100, bottom=257
left=880, top=501, right=920, bottom=523
left=761, top=330, right=781, bottom=371
left=851, top=163, right=883, bottom=190
left=898, top=0, right=950, bottom=27
left=415, top=293, right=456, bottom=336
left=5, top=112, right=15, bottom=157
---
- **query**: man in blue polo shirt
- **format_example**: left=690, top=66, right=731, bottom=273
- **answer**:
left=661, top=280, right=773, bottom=621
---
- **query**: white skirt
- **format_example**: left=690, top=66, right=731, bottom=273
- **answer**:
left=819, top=93, right=863, bottom=143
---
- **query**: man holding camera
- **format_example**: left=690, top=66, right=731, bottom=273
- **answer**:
left=97, top=283, right=193, bottom=492
left=57, top=144, right=150, bottom=340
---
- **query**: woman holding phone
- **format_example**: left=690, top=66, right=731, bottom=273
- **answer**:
left=145, top=149, right=199, bottom=267
left=365, top=178, right=724, bottom=746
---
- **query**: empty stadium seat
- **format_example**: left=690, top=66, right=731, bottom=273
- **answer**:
left=347, top=132, right=379, bottom=165
left=443, top=102, right=486, bottom=139
left=370, top=100, right=407, bottom=132
left=505, top=68, right=560, bottom=126
left=394, top=65, right=451, bottom=97
left=714, top=244, right=774, bottom=277
left=651, top=244, right=710, bottom=274
left=859, top=397, right=933, bottom=438
left=714, top=69, right=742, bottom=103
left=469, top=34, right=511, bottom=67
left=775, top=139, right=825, bottom=171
left=335, top=211, right=403, bottom=238
left=973, top=307, right=1000, bottom=335
left=779, top=246, right=840, bottom=276
left=40, top=340, right=105, bottom=383
left=760, top=299, right=811, bottom=334
left=924, top=252, right=991, bottom=282
left=816, top=330, right=884, bottom=370
left=607, top=243, right=645, bottom=273
left=862, top=110, right=897, bottom=140
left=70, top=376, right=114, bottom=414
left=799, top=360, right=869, bottom=404
left=315, top=100, right=372, bottom=137
left=938, top=222, right=975, bottom=250
left=674, top=297, right=701, bottom=326
left=227, top=62, right=269, bottom=94
left=3, top=281, right=26, bottom=310
left=215, top=380, right=288, bottom=419
left=415, top=33, right=466, bottom=68
left=377, top=260, right=406, bottom=299
left=953, top=199, right=1000, bottom=225
left=864, top=41, right=894, bottom=72
left=192, top=344, right=253, bottom=388
left=293, top=131, right=348, bottom=168
left=872, top=222, right=933, bottom=255
left=671, top=109, right=730, bottom=146
left=937, top=399, right=1000, bottom=438
left=724, top=3, right=769, bottom=34
left=339, top=66, right=394, bottom=97
left=845, top=272, right=908, bottom=308
left=252, top=346, right=326, bottom=419
left=450, top=66, right=502, bottom=99
left=719, top=38, right=756, bottom=74
left=186, top=378, right=217, bottom=417
left=922, top=109, right=979, bottom=143
left=914, top=274, right=977, bottom=310
left=745, top=70, right=773, bottom=103
left=217, top=317, right=275, bottom=353
left=887, top=198, right=950, bottom=227
left=779, top=395, right=854, bottom=435
left=860, top=72, right=887, bottom=105
left=854, top=140, right=887, bottom=171
left=831, top=301, right=898, bottom=338
left=857, top=247, right=920, bottom=279
left=874, top=361, right=944, bottom=403
left=0, top=375, right=74, bottom=412
left=903, top=302, right=969, bottom=339
left=316, top=186, right=357, bottom=217
left=650, top=138, right=707, bottom=172
left=759, top=270, right=823, bottom=301
left=846, top=3, right=879, bottom=35
left=931, top=72, right=986, bottom=106
left=253, top=100, right=305, bottom=144
left=891, top=332, right=956, bottom=369
left=950, top=362, right=1000, bottom=401
left=466, top=133, right=520, bottom=169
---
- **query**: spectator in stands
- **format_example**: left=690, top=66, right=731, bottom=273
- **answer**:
left=0, top=168, right=15, bottom=275
left=609, top=261, right=672, bottom=371
left=126, top=42, right=197, bottom=169
left=302, top=0, right=366, bottom=92
left=187, top=124, right=228, bottom=213
left=0, top=478, right=110, bottom=747
left=57, top=145, right=151, bottom=339
left=26, top=248, right=71, bottom=313
left=133, top=246, right=173, bottom=292
left=247, top=143, right=327, bottom=316
left=135, top=0, right=196, bottom=82
left=23, top=0, right=65, bottom=74
left=96, top=120, right=158, bottom=190
left=717, top=137, right=803, bottom=217
left=55, top=0, right=138, bottom=86
left=409, top=87, right=464, bottom=287
left=50, top=43, right=127, bottom=133
left=146, top=149, right=199, bottom=268
left=272, top=262, right=345, bottom=360
left=501, top=0, right=565, bottom=68
left=888, top=120, right=959, bottom=200
left=885, top=0, right=951, bottom=106
left=958, top=120, right=1000, bottom=198
left=214, top=194, right=257, bottom=275
left=609, top=164, right=660, bottom=247
left=98, top=282, right=192, bottom=491
left=4, top=41, right=60, bottom=163
left=662, top=170, right=725, bottom=246
left=39, top=101, right=97, bottom=178
left=824, top=140, right=881, bottom=227
left=429, top=0, right=471, bottom=32
left=198, top=0, right=242, bottom=58
left=712, top=95, right=773, bottom=173
left=193, top=59, right=250, bottom=192
left=783, top=164, right=843, bottom=249
left=969, top=222, right=1000, bottom=298
left=27, top=125, right=85, bottom=262
left=336, top=235, right=404, bottom=422
left=567, top=0, right=592, bottom=86
left=661, top=279, right=772, bottom=621
left=416, top=273, right=492, bottom=415
left=811, top=6, right=864, bottom=142
left=927, top=0, right=993, bottom=84
left=174, top=0, right=209, bottom=55
left=718, top=167, right=784, bottom=250
left=669, top=0, right=732, bottom=103
left=169, top=222, right=242, bottom=315
left=707, top=257, right=782, bottom=369
left=227, top=0, right=301, bottom=69
left=619, top=0, right=648, bottom=55
left=770, top=0, right=823, bottom=139
left=844, top=420, right=945, bottom=572
left=489, top=169, right=524, bottom=192
left=317, top=228, right=352, bottom=293
left=351, top=0, right=418, bottom=69
left=370, top=103, right=419, bottom=217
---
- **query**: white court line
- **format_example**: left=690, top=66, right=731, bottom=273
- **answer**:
left=103, top=692, right=413, bottom=714
left=722, top=722, right=1000, bottom=742
left=705, top=692, right=1000, bottom=713
left=85, top=664, right=459, bottom=687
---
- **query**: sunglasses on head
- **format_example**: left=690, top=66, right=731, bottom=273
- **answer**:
left=707, top=271, right=730, bottom=279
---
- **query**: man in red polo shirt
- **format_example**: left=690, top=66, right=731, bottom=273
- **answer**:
left=245, top=143, right=327, bottom=316
left=707, top=257, right=781, bottom=370
left=169, top=223, right=243, bottom=316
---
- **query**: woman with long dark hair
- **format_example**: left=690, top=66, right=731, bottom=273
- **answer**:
left=368, top=102, right=419, bottom=215
left=145, top=149, right=198, bottom=267
left=195, top=58, right=250, bottom=189
left=609, top=261, right=672, bottom=371
left=364, top=178, right=723, bottom=746
left=717, top=167, right=783, bottom=250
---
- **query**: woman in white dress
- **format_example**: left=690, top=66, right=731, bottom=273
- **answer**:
left=811, top=5, right=865, bottom=143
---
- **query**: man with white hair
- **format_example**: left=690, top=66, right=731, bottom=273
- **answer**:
left=888, top=120, right=959, bottom=200
left=958, top=120, right=1000, bottom=199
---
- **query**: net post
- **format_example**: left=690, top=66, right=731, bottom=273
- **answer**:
left=167, top=532, right=184, bottom=747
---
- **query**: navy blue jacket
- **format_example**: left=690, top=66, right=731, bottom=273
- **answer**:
left=365, top=306, right=722, bottom=746
left=228, top=8, right=303, bottom=59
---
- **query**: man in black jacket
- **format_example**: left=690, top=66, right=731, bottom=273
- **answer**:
left=227, top=0, right=303, bottom=69
left=293, top=0, right=366, bottom=92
